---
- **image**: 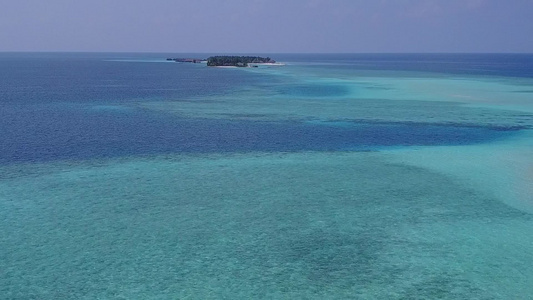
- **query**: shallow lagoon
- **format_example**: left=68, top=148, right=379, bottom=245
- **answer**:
left=1, top=53, right=532, bottom=299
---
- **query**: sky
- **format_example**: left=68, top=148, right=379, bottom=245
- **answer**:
left=1, top=0, right=532, bottom=53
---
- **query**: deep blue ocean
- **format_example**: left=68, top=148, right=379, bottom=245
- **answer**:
left=0, top=53, right=527, bottom=164
left=1, top=53, right=533, bottom=299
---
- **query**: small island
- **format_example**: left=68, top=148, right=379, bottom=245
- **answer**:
left=206, top=56, right=280, bottom=67
left=166, top=56, right=283, bottom=67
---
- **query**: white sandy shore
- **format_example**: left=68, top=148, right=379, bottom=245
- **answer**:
left=212, top=63, right=285, bottom=68
left=248, top=62, right=285, bottom=67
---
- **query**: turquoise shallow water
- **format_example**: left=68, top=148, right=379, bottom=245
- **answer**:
left=1, top=53, right=533, bottom=299
left=2, top=153, right=532, bottom=299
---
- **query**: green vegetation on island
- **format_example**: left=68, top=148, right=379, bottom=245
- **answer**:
left=206, top=56, right=276, bottom=67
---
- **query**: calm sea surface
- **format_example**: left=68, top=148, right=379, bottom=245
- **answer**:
left=1, top=53, right=532, bottom=299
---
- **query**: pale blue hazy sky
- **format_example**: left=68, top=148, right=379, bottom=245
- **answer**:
left=1, top=0, right=532, bottom=53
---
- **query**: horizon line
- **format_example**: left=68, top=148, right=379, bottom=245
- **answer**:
left=1, top=51, right=533, bottom=55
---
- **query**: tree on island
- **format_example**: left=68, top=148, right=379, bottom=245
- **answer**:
left=206, top=56, right=275, bottom=67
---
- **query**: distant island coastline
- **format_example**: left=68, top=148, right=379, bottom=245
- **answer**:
left=166, top=56, right=284, bottom=67
left=166, top=58, right=206, bottom=63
